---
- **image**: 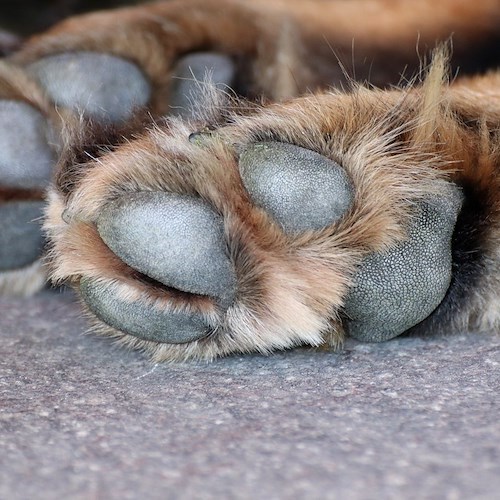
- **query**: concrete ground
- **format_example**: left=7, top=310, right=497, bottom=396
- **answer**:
left=1, top=289, right=499, bottom=500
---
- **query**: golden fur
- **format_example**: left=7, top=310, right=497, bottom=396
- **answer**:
left=45, top=57, right=500, bottom=361
left=1, top=0, right=499, bottom=359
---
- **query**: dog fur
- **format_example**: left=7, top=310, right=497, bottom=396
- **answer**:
left=1, top=0, right=500, bottom=359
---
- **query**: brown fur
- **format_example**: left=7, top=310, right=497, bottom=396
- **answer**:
left=44, top=57, right=500, bottom=360
left=1, top=0, right=500, bottom=358
left=10, top=0, right=500, bottom=107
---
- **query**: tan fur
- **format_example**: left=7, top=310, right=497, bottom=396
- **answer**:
left=1, top=0, right=499, bottom=358
left=43, top=51, right=500, bottom=361
left=0, top=260, right=46, bottom=296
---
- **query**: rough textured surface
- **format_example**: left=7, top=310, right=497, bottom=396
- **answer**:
left=97, top=192, right=236, bottom=306
left=345, top=186, right=463, bottom=342
left=28, top=52, right=151, bottom=123
left=1, top=290, right=498, bottom=499
left=0, top=201, right=45, bottom=270
left=0, top=100, right=55, bottom=188
left=170, top=52, right=235, bottom=119
left=81, top=278, right=211, bottom=344
left=239, top=142, right=354, bottom=233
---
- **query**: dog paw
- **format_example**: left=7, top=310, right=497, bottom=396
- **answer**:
left=0, top=63, right=62, bottom=295
left=24, top=51, right=235, bottom=122
left=25, top=50, right=236, bottom=122
left=10, top=0, right=321, bottom=122
left=46, top=83, right=473, bottom=360
left=12, top=0, right=242, bottom=123
left=80, top=144, right=461, bottom=348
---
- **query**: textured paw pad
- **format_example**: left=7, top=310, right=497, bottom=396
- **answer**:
left=344, top=182, right=463, bottom=341
left=0, top=201, right=45, bottom=270
left=0, top=100, right=54, bottom=189
left=170, top=52, right=235, bottom=118
left=239, top=142, right=354, bottom=233
left=80, top=278, right=211, bottom=344
left=86, top=192, right=237, bottom=343
left=28, top=52, right=151, bottom=123
left=96, top=192, right=236, bottom=306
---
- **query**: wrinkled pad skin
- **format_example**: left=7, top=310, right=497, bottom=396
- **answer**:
left=239, top=142, right=354, bottom=233
left=28, top=52, right=151, bottom=123
left=80, top=278, right=210, bottom=344
left=344, top=183, right=464, bottom=342
left=96, top=192, right=236, bottom=307
left=0, top=100, right=54, bottom=189
left=170, top=52, right=235, bottom=118
left=0, top=201, right=45, bottom=270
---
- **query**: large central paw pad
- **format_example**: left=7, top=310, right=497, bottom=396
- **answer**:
left=239, top=142, right=354, bottom=233
left=344, top=182, right=463, bottom=341
left=82, top=192, right=237, bottom=343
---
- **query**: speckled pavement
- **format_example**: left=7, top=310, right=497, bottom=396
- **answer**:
left=1, top=290, right=499, bottom=500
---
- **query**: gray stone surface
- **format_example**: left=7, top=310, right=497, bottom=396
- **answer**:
left=1, top=290, right=499, bottom=500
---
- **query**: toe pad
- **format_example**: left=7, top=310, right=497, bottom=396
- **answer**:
left=170, top=52, right=235, bottom=119
left=0, top=100, right=54, bottom=189
left=0, top=201, right=45, bottom=270
left=28, top=52, right=151, bottom=123
left=81, top=278, right=210, bottom=344
left=239, top=142, right=354, bottom=233
left=96, top=192, right=236, bottom=306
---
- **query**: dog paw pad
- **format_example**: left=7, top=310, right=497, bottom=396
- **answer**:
left=344, top=183, right=463, bottom=341
left=170, top=52, right=235, bottom=118
left=28, top=52, right=151, bottom=123
left=0, top=201, right=45, bottom=270
left=96, top=192, right=236, bottom=306
left=239, top=142, right=354, bottom=233
left=0, top=100, right=54, bottom=189
left=80, top=278, right=211, bottom=344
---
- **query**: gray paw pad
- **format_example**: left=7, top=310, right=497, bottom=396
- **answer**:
left=0, top=201, right=45, bottom=270
left=239, top=142, right=354, bottom=233
left=0, top=100, right=54, bottom=189
left=344, top=182, right=463, bottom=342
left=96, top=192, right=236, bottom=307
left=80, top=278, right=210, bottom=344
left=170, top=52, right=235, bottom=119
left=28, top=52, right=151, bottom=123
